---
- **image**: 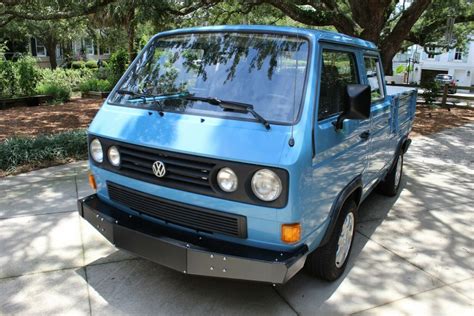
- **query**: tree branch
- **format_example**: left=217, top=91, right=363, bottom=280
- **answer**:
left=1, top=0, right=116, bottom=25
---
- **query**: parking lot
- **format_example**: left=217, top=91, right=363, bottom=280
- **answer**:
left=1, top=124, right=472, bottom=315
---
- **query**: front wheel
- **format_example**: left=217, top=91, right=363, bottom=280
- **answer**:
left=305, top=200, right=358, bottom=281
left=377, top=153, right=403, bottom=196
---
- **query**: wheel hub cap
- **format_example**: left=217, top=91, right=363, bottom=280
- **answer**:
left=335, top=212, right=355, bottom=268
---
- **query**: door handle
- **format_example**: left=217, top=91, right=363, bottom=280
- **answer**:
left=360, top=131, right=370, bottom=140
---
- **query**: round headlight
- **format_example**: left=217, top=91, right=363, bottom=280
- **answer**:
left=251, top=169, right=282, bottom=202
left=90, top=139, right=103, bottom=163
left=107, top=146, right=121, bottom=167
left=216, top=167, right=238, bottom=192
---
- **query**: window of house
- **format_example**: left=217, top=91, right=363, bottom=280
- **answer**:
left=36, top=39, right=47, bottom=57
left=454, top=48, right=463, bottom=60
left=84, top=39, right=94, bottom=55
left=318, top=50, right=359, bottom=120
left=364, top=56, right=385, bottom=101
left=427, top=47, right=436, bottom=59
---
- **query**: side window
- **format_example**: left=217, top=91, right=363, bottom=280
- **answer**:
left=364, top=56, right=385, bottom=102
left=318, top=50, right=359, bottom=120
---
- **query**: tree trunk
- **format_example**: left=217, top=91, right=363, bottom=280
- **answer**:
left=127, top=23, right=136, bottom=62
left=126, top=9, right=136, bottom=62
left=380, top=48, right=399, bottom=76
left=45, top=37, right=58, bottom=69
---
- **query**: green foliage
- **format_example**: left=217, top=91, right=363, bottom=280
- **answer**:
left=421, top=80, right=440, bottom=106
left=38, top=68, right=95, bottom=92
left=395, top=65, right=406, bottom=74
left=0, top=42, right=7, bottom=57
left=0, top=60, right=19, bottom=98
left=0, top=56, right=42, bottom=98
left=72, top=61, right=86, bottom=69
left=85, top=60, right=99, bottom=68
left=17, top=56, right=41, bottom=96
left=36, top=82, right=71, bottom=102
left=0, top=130, right=88, bottom=173
left=107, top=49, right=128, bottom=83
left=79, top=78, right=113, bottom=92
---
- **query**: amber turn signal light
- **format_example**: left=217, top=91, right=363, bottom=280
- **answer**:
left=281, top=223, right=301, bottom=243
left=88, top=173, right=97, bottom=190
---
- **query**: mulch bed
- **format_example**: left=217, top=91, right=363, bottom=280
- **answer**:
left=0, top=98, right=101, bottom=141
left=1, top=100, right=473, bottom=142
left=411, top=105, right=474, bottom=137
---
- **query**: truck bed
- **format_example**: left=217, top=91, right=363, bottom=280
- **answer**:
left=386, top=86, right=417, bottom=137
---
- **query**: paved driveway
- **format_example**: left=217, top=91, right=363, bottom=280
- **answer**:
left=1, top=124, right=472, bottom=315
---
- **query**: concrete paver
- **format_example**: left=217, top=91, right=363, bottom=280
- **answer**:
left=0, top=177, right=77, bottom=218
left=277, top=233, right=442, bottom=315
left=86, top=259, right=295, bottom=315
left=353, top=283, right=472, bottom=316
left=0, top=124, right=472, bottom=315
left=449, top=278, right=474, bottom=301
left=0, top=268, right=90, bottom=315
left=0, top=212, right=83, bottom=279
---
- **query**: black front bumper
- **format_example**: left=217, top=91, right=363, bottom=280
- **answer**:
left=78, top=194, right=308, bottom=284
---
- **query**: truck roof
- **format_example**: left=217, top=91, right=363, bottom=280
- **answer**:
left=156, top=25, right=378, bottom=51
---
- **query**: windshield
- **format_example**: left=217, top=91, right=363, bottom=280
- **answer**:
left=109, top=32, right=309, bottom=124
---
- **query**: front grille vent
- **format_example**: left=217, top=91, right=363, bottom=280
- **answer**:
left=107, top=182, right=247, bottom=238
left=118, top=143, right=216, bottom=193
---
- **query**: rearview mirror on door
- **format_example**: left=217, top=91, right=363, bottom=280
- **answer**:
left=334, top=84, right=371, bottom=130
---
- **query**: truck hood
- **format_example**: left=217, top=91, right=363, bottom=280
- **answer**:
left=89, top=104, right=290, bottom=166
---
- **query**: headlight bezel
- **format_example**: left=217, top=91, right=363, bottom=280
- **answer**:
left=251, top=168, right=283, bottom=202
left=89, top=138, right=103, bottom=163
left=107, top=145, right=121, bottom=167
left=216, top=167, right=238, bottom=192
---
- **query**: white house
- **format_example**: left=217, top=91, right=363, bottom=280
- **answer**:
left=30, top=37, right=111, bottom=68
left=392, top=36, right=474, bottom=89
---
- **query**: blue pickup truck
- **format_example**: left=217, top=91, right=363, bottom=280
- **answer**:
left=78, top=25, right=416, bottom=284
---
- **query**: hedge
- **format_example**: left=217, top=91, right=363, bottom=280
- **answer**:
left=0, top=130, right=88, bottom=173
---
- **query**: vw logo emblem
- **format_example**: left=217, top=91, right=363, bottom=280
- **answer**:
left=152, top=161, right=166, bottom=178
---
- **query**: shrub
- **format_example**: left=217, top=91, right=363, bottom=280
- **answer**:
left=17, top=56, right=41, bottom=96
left=72, top=61, right=86, bottom=69
left=36, top=82, right=71, bottom=102
left=38, top=68, right=95, bottom=92
left=107, top=49, right=128, bottom=83
left=0, top=130, right=87, bottom=173
left=0, top=60, right=19, bottom=98
left=85, top=60, right=98, bottom=69
left=421, top=80, right=440, bottom=107
left=80, top=78, right=113, bottom=92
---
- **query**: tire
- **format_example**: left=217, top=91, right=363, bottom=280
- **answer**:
left=377, top=153, right=403, bottom=197
left=305, top=200, right=358, bottom=281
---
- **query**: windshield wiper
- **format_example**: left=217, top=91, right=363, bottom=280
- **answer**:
left=185, top=96, right=270, bottom=130
left=116, top=89, right=189, bottom=101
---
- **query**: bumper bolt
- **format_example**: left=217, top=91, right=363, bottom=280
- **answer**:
left=223, top=257, right=227, bottom=261
left=222, top=268, right=227, bottom=273
left=210, top=266, right=214, bottom=271
left=210, top=254, right=214, bottom=259
left=115, top=220, right=118, bottom=224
